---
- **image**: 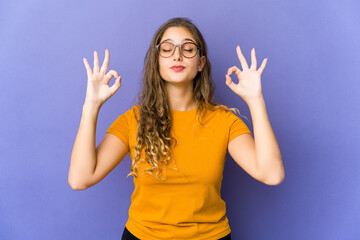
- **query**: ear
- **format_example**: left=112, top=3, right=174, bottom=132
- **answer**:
left=198, top=56, right=206, bottom=72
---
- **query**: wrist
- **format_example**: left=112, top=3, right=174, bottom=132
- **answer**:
left=245, top=95, right=265, bottom=106
left=82, top=102, right=101, bottom=116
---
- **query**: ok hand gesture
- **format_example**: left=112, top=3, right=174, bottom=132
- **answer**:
left=225, top=46, right=268, bottom=104
left=83, top=49, right=122, bottom=107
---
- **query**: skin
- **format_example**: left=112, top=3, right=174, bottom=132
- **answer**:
left=225, top=46, right=284, bottom=185
left=158, top=26, right=206, bottom=111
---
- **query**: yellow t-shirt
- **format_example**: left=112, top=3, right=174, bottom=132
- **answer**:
left=106, top=105, right=252, bottom=240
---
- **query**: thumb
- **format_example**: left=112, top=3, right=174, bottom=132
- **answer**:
left=225, top=74, right=236, bottom=91
left=109, top=76, right=122, bottom=95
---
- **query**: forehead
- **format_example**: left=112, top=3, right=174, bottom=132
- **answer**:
left=160, top=26, right=196, bottom=43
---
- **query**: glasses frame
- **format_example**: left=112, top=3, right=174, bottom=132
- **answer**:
left=156, top=41, right=200, bottom=58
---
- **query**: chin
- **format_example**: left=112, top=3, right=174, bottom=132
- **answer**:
left=163, top=74, right=196, bottom=83
left=164, top=79, right=193, bottom=85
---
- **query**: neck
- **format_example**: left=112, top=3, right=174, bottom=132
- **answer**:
left=165, top=81, right=196, bottom=111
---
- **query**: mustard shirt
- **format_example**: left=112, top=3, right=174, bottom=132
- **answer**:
left=106, top=105, right=252, bottom=240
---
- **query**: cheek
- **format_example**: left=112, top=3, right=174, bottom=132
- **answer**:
left=159, top=62, right=165, bottom=76
left=193, top=57, right=201, bottom=69
left=158, top=59, right=165, bottom=77
left=193, top=60, right=201, bottom=72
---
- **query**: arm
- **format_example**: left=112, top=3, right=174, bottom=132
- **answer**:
left=68, top=49, right=126, bottom=190
left=68, top=104, right=99, bottom=190
left=228, top=97, right=284, bottom=185
left=68, top=103, right=129, bottom=190
left=225, top=46, right=284, bottom=185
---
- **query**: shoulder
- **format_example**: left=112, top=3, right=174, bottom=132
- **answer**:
left=200, top=104, right=244, bottom=127
left=211, top=105, right=249, bottom=129
left=127, top=105, right=141, bottom=121
left=129, top=105, right=140, bottom=114
left=132, top=105, right=141, bottom=111
left=204, top=104, right=236, bottom=119
left=114, top=105, right=140, bottom=122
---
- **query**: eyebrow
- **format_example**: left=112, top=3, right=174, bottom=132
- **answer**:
left=162, top=38, right=196, bottom=44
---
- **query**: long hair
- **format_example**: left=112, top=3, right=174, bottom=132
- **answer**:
left=126, top=17, right=247, bottom=181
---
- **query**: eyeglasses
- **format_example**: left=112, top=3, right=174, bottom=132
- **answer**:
left=156, top=41, right=200, bottom=58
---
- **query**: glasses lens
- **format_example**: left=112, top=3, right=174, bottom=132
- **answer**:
left=182, top=43, right=198, bottom=58
left=158, top=42, right=198, bottom=58
left=159, top=42, right=174, bottom=57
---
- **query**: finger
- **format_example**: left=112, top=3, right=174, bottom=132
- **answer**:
left=258, top=58, right=268, bottom=75
left=83, top=58, right=93, bottom=76
left=250, top=48, right=257, bottom=71
left=225, top=74, right=237, bottom=92
left=227, top=66, right=242, bottom=80
left=236, top=45, right=249, bottom=70
left=93, top=50, right=100, bottom=72
left=100, top=49, right=110, bottom=74
left=105, top=70, right=120, bottom=84
left=109, top=76, right=122, bottom=96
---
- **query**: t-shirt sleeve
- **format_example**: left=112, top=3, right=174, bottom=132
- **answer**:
left=227, top=111, right=252, bottom=144
left=105, top=109, right=131, bottom=151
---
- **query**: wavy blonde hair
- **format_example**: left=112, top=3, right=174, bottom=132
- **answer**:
left=126, top=17, right=248, bottom=181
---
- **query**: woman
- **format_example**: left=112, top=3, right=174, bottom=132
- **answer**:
left=69, top=17, right=284, bottom=240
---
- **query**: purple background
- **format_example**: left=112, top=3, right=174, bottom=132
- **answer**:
left=1, top=0, right=359, bottom=239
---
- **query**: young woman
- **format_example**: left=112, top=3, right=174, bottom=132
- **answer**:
left=69, top=17, right=284, bottom=240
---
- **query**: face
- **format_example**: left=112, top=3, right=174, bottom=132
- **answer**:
left=158, top=26, right=206, bottom=85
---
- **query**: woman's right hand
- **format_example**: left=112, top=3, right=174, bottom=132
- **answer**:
left=82, top=49, right=122, bottom=108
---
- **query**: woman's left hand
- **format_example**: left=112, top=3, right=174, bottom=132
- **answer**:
left=225, top=45, right=268, bottom=104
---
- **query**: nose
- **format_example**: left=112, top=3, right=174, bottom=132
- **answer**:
left=173, top=45, right=182, bottom=60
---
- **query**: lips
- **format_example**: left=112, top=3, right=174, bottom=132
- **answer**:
left=171, top=65, right=185, bottom=72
